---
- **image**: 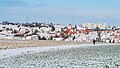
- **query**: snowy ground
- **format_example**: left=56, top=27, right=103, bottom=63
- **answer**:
left=0, top=44, right=120, bottom=68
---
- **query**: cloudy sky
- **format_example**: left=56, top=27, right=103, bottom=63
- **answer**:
left=0, top=0, right=120, bottom=26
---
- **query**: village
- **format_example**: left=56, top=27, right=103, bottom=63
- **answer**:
left=0, top=21, right=120, bottom=43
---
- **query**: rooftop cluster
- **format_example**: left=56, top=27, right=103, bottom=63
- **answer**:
left=0, top=21, right=120, bottom=43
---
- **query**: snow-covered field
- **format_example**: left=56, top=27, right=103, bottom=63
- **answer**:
left=0, top=44, right=120, bottom=68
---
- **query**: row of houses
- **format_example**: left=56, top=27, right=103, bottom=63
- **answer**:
left=0, top=24, right=120, bottom=43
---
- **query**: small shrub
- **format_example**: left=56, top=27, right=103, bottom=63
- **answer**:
left=105, top=65, right=109, bottom=68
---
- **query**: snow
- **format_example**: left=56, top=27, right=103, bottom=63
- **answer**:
left=0, top=44, right=115, bottom=58
left=0, top=44, right=120, bottom=68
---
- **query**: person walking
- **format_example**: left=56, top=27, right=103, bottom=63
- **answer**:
left=93, top=39, right=96, bottom=45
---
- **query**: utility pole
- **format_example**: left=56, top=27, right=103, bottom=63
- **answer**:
left=48, top=18, right=50, bottom=24
left=113, top=18, right=115, bottom=27
left=26, top=16, right=29, bottom=23
left=72, top=16, right=74, bottom=25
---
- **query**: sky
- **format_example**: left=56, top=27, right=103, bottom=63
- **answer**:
left=0, top=0, right=120, bottom=26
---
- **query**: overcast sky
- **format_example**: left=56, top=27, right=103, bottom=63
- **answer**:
left=0, top=0, right=120, bottom=26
